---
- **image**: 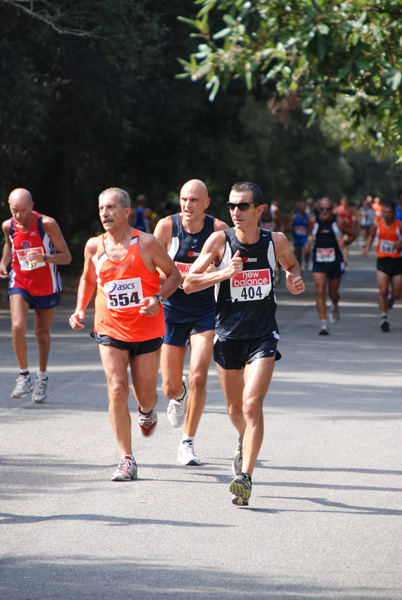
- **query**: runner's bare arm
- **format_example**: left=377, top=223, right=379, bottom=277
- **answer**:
left=0, top=222, right=12, bottom=278
left=153, top=216, right=173, bottom=250
left=69, top=237, right=98, bottom=330
left=153, top=216, right=175, bottom=285
left=337, top=215, right=356, bottom=246
left=362, top=224, right=377, bottom=257
left=396, top=220, right=402, bottom=249
left=138, top=234, right=181, bottom=316
left=272, top=232, right=305, bottom=295
left=27, top=217, right=72, bottom=265
left=214, top=218, right=230, bottom=232
left=183, top=231, right=243, bottom=294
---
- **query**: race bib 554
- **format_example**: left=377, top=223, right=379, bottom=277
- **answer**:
left=104, top=277, right=144, bottom=309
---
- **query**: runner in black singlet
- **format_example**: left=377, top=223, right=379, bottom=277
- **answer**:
left=154, top=179, right=228, bottom=466
left=184, top=182, right=305, bottom=506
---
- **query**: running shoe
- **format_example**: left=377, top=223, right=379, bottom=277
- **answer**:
left=111, top=455, right=138, bottom=481
left=178, top=439, right=201, bottom=466
left=167, top=378, right=187, bottom=428
left=11, top=373, right=33, bottom=398
left=381, top=319, right=390, bottom=332
left=32, top=376, right=48, bottom=404
left=319, top=327, right=329, bottom=336
left=329, top=306, right=339, bottom=324
left=138, top=408, right=158, bottom=437
left=232, top=436, right=243, bottom=476
left=230, top=473, right=252, bottom=506
left=387, top=293, right=395, bottom=309
left=232, top=494, right=250, bottom=507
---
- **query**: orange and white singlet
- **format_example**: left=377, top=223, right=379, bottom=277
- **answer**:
left=94, top=231, right=165, bottom=342
left=372, top=200, right=382, bottom=225
left=376, top=219, right=402, bottom=258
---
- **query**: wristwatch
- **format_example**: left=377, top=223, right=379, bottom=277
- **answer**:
left=153, top=294, right=164, bottom=305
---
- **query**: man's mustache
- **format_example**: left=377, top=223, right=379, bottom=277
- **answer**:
left=102, top=217, right=113, bottom=223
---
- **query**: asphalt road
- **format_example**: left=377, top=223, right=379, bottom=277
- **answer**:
left=0, top=246, right=401, bottom=600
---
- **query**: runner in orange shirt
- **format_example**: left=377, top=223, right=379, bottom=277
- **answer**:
left=69, top=187, right=180, bottom=480
left=372, top=196, right=383, bottom=225
left=363, top=200, right=402, bottom=332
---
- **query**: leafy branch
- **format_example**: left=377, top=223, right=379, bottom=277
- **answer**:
left=0, top=0, right=102, bottom=37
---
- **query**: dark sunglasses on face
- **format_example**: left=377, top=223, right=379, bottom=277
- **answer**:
left=319, top=207, right=332, bottom=212
left=227, top=201, right=257, bottom=211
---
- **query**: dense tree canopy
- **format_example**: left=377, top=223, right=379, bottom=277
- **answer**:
left=178, top=0, right=402, bottom=155
left=0, top=0, right=401, bottom=270
left=1, top=0, right=204, bottom=240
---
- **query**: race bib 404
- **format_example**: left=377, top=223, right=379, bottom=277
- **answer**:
left=230, top=269, right=271, bottom=302
left=316, top=247, right=335, bottom=263
left=104, top=277, right=144, bottom=309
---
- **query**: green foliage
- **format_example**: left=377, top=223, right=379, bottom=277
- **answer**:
left=179, top=0, right=402, bottom=152
left=0, top=0, right=214, bottom=239
left=1, top=0, right=401, bottom=272
left=229, top=96, right=354, bottom=208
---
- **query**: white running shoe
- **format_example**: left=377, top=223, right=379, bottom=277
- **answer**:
left=329, top=306, right=339, bottom=324
left=112, top=456, right=138, bottom=481
left=232, top=436, right=243, bottom=476
left=167, top=378, right=187, bottom=428
left=11, top=373, right=33, bottom=398
left=32, top=376, right=48, bottom=403
left=138, top=408, right=158, bottom=437
left=178, top=439, right=201, bottom=466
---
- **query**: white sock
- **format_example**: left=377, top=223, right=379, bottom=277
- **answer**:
left=37, top=370, right=48, bottom=380
left=182, top=434, right=194, bottom=444
left=321, top=320, right=327, bottom=329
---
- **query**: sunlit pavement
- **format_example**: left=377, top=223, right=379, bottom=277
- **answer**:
left=0, top=245, right=400, bottom=600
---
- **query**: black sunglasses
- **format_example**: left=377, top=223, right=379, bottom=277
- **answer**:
left=319, top=207, right=332, bottom=211
left=227, top=201, right=257, bottom=211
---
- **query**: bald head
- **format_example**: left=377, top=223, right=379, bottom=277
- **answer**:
left=9, top=188, right=33, bottom=205
left=180, top=179, right=208, bottom=201
left=179, top=179, right=210, bottom=223
left=8, top=188, right=34, bottom=226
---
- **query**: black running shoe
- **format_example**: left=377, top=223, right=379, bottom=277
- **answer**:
left=381, top=319, right=390, bottom=332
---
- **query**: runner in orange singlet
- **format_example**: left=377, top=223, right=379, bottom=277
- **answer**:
left=372, top=196, right=383, bottom=226
left=363, top=200, right=402, bottom=332
left=69, top=188, right=180, bottom=481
